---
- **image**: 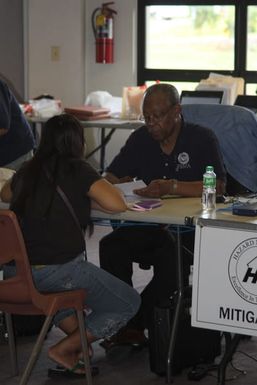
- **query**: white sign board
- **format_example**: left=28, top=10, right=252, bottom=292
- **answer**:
left=192, top=218, right=257, bottom=336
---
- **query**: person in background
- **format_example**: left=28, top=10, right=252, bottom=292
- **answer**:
left=0, top=78, right=35, bottom=170
left=99, top=83, right=226, bottom=348
left=0, top=114, right=140, bottom=374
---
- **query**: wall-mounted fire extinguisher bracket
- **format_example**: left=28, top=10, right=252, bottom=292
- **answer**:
left=92, top=2, right=117, bottom=64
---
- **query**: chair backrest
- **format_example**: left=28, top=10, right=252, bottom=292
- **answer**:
left=0, top=209, right=86, bottom=320
left=0, top=210, right=37, bottom=303
left=182, top=104, right=257, bottom=193
left=234, top=95, right=257, bottom=113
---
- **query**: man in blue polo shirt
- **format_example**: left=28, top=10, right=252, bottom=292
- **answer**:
left=0, top=79, right=35, bottom=170
left=99, top=83, right=226, bottom=348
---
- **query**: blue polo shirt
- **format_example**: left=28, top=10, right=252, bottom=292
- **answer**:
left=0, top=80, right=35, bottom=166
left=106, top=120, right=226, bottom=184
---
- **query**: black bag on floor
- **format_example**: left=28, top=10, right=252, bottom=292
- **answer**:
left=148, top=292, right=221, bottom=376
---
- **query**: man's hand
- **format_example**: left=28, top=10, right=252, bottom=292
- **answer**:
left=133, top=179, right=172, bottom=198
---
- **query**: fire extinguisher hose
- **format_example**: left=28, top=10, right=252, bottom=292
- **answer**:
left=91, top=7, right=101, bottom=38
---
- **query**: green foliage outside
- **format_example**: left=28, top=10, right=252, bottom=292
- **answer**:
left=147, top=5, right=257, bottom=71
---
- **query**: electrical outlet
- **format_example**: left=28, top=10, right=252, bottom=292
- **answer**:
left=51, top=46, right=60, bottom=61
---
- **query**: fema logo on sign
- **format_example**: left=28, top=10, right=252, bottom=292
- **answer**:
left=228, top=238, right=257, bottom=304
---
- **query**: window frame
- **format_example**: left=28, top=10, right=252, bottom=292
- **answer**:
left=137, top=0, right=257, bottom=88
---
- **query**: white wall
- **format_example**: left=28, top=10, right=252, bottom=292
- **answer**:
left=26, top=0, right=85, bottom=106
left=0, top=0, right=24, bottom=99
left=25, top=0, right=138, bottom=168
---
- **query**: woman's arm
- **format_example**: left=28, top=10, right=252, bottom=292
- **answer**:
left=0, top=179, right=12, bottom=202
left=88, top=178, right=127, bottom=213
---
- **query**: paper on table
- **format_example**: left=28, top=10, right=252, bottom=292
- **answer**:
left=115, top=180, right=146, bottom=202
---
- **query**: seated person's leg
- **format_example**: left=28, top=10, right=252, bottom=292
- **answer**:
left=99, top=227, right=134, bottom=286
left=99, top=224, right=162, bottom=287
left=100, top=225, right=170, bottom=347
left=104, top=227, right=196, bottom=349
left=124, top=227, right=195, bottom=332
left=100, top=226, right=176, bottom=347
left=131, top=227, right=176, bottom=330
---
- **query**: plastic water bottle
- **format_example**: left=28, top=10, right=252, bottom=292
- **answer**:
left=202, top=165, right=216, bottom=211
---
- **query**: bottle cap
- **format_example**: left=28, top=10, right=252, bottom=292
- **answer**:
left=206, top=165, right=214, bottom=172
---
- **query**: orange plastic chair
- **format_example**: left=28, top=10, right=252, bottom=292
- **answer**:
left=0, top=210, right=93, bottom=385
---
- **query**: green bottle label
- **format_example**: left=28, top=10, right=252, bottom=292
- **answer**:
left=203, top=175, right=216, bottom=188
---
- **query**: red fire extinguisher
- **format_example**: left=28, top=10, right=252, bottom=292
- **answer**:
left=92, top=2, right=117, bottom=64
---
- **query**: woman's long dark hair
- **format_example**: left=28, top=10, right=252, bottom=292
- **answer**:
left=11, top=113, right=85, bottom=216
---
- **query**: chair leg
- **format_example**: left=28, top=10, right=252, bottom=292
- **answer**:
left=77, top=310, right=93, bottom=385
left=5, top=313, right=19, bottom=376
left=19, top=315, right=53, bottom=385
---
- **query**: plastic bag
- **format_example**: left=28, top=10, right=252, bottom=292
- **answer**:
left=27, top=98, right=62, bottom=118
left=85, top=91, right=113, bottom=108
left=85, top=90, right=122, bottom=117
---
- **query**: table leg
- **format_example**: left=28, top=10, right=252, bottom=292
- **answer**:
left=100, top=127, right=106, bottom=173
left=166, top=226, right=184, bottom=384
left=85, top=127, right=115, bottom=173
left=29, top=121, right=43, bottom=150
left=217, top=333, right=241, bottom=385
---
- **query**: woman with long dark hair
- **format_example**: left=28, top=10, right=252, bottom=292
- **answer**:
left=1, top=114, right=140, bottom=373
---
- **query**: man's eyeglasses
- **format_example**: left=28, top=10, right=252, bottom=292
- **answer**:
left=139, top=105, right=175, bottom=124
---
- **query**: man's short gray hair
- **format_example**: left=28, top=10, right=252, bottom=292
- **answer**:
left=144, top=83, right=180, bottom=106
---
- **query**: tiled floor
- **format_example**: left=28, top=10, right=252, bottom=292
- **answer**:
left=1, top=225, right=257, bottom=385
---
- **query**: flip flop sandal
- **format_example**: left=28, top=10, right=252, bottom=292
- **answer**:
left=48, top=361, right=99, bottom=379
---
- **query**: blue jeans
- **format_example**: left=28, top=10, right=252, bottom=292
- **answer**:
left=3, top=254, right=141, bottom=339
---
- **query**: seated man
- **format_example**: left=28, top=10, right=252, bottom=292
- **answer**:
left=99, top=83, right=226, bottom=347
